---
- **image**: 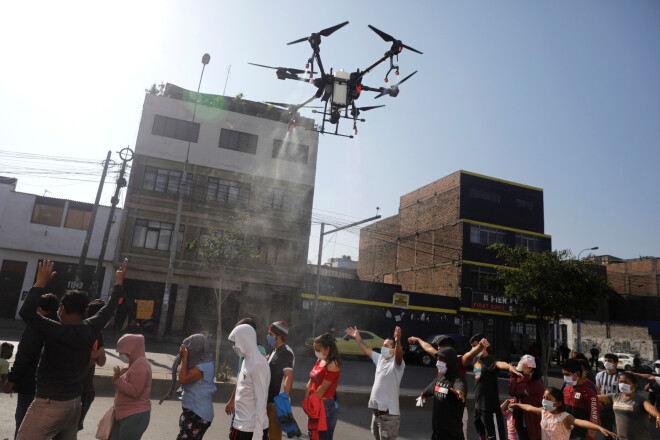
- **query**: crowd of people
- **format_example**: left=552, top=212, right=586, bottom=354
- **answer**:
left=3, top=259, right=660, bottom=440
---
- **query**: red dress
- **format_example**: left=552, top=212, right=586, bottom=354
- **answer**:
left=310, top=360, right=340, bottom=399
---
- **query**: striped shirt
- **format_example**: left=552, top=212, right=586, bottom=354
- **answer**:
left=596, top=370, right=621, bottom=395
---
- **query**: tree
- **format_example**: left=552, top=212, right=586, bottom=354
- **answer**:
left=145, top=82, right=165, bottom=95
left=187, top=213, right=259, bottom=376
left=489, top=244, right=612, bottom=384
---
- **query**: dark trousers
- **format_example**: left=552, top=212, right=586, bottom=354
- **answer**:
left=473, top=408, right=506, bottom=440
left=79, top=391, right=95, bottom=429
left=14, top=393, right=34, bottom=439
left=229, top=428, right=269, bottom=439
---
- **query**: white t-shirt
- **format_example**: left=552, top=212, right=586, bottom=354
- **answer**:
left=368, top=351, right=405, bottom=415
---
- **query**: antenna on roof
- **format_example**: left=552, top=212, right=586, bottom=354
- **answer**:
left=223, top=65, right=232, bottom=96
left=43, top=189, right=50, bottom=196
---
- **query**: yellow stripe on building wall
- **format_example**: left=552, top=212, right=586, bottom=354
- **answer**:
left=300, top=293, right=457, bottom=314
left=462, top=219, right=551, bottom=238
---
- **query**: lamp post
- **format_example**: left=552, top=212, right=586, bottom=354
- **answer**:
left=311, top=214, right=381, bottom=337
left=575, top=246, right=599, bottom=353
left=158, top=53, right=210, bottom=340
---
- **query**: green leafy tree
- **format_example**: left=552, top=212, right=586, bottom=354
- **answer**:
left=145, top=82, right=165, bottom=95
left=187, top=213, right=259, bottom=375
left=488, top=244, right=612, bottom=383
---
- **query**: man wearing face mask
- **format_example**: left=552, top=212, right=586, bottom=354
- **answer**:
left=561, top=358, right=600, bottom=440
left=420, top=346, right=467, bottom=440
left=229, top=323, right=271, bottom=439
left=595, top=353, right=621, bottom=439
left=266, top=321, right=294, bottom=440
left=467, top=334, right=522, bottom=440
left=347, top=326, right=404, bottom=440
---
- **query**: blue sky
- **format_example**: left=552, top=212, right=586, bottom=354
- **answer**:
left=1, top=1, right=658, bottom=262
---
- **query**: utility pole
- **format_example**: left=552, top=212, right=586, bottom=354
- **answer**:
left=91, top=147, right=133, bottom=298
left=311, top=214, right=381, bottom=337
left=159, top=53, right=210, bottom=340
left=76, top=150, right=112, bottom=285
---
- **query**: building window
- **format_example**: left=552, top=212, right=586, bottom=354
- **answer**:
left=516, top=198, right=534, bottom=210
left=470, top=225, right=506, bottom=245
left=261, top=239, right=295, bottom=266
left=31, top=197, right=65, bottom=226
left=263, top=188, right=293, bottom=211
left=152, top=114, right=200, bottom=143
left=219, top=129, right=258, bottom=154
left=272, top=139, right=309, bottom=164
left=132, top=219, right=184, bottom=251
left=142, top=166, right=192, bottom=196
left=64, top=202, right=92, bottom=230
left=471, top=266, right=499, bottom=291
left=206, top=178, right=250, bottom=205
left=469, top=188, right=501, bottom=203
left=516, top=233, right=540, bottom=252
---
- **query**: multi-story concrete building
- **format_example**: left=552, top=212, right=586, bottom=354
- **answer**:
left=115, top=84, right=319, bottom=336
left=0, top=178, right=121, bottom=318
left=358, top=170, right=551, bottom=357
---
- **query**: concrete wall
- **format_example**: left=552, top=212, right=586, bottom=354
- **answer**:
left=137, top=94, right=319, bottom=187
left=561, top=318, right=655, bottom=360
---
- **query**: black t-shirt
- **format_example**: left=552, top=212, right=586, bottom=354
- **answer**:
left=424, top=376, right=465, bottom=437
left=267, top=344, right=294, bottom=402
left=474, top=355, right=501, bottom=412
left=82, top=331, right=104, bottom=392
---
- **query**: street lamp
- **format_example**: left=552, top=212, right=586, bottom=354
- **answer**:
left=575, top=245, right=598, bottom=353
left=159, top=53, right=210, bottom=339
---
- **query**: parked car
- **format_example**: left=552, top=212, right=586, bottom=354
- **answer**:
left=305, top=330, right=385, bottom=356
left=405, top=334, right=467, bottom=367
left=598, top=353, right=635, bottom=370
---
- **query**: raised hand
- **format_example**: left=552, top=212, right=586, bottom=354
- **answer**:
left=394, top=326, right=402, bottom=343
left=115, top=262, right=128, bottom=286
left=407, top=336, right=420, bottom=344
left=346, top=326, right=361, bottom=341
left=35, top=260, right=56, bottom=288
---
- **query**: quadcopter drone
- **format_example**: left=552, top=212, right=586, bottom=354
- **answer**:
left=250, top=21, right=422, bottom=138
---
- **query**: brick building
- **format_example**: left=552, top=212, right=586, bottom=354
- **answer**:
left=358, top=170, right=551, bottom=357
left=115, top=84, right=319, bottom=336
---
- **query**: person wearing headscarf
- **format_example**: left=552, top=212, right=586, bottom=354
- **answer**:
left=160, top=334, right=217, bottom=439
left=421, top=346, right=467, bottom=440
left=509, top=354, right=544, bottom=440
left=228, top=323, right=270, bottom=439
left=110, top=334, right=152, bottom=440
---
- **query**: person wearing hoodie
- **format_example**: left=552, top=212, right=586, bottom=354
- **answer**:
left=160, top=333, right=217, bottom=440
left=110, top=333, right=152, bottom=440
left=229, top=323, right=271, bottom=439
left=347, top=325, right=405, bottom=440
left=16, top=260, right=124, bottom=440
left=3, top=292, right=59, bottom=439
left=421, top=346, right=467, bottom=440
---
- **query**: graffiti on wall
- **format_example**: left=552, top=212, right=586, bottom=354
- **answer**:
left=577, top=337, right=653, bottom=360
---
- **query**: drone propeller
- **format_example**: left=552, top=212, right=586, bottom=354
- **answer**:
left=266, top=101, right=323, bottom=110
left=368, top=25, right=423, bottom=54
left=356, top=105, right=385, bottom=112
left=374, top=71, right=418, bottom=98
left=248, top=63, right=317, bottom=77
left=287, top=21, right=350, bottom=45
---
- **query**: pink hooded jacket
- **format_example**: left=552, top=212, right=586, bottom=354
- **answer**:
left=113, top=334, right=152, bottom=420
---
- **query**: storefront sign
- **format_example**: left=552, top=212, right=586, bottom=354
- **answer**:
left=471, top=291, right=514, bottom=312
left=136, top=300, right=155, bottom=320
left=392, top=292, right=410, bottom=309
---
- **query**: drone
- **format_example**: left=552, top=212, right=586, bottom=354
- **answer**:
left=250, top=21, right=422, bottom=138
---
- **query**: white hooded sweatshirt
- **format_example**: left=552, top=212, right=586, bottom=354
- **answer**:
left=229, top=324, right=270, bottom=434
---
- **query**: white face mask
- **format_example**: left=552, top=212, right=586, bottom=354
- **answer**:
left=542, top=399, right=556, bottom=412
left=315, top=350, right=325, bottom=360
left=604, top=362, right=615, bottom=371
left=619, top=383, right=633, bottom=394
left=564, top=375, right=577, bottom=386
left=436, top=360, right=447, bottom=375
left=118, top=353, right=130, bottom=364
left=380, top=347, right=393, bottom=359
left=232, top=345, right=244, bottom=357
left=655, top=367, right=660, bottom=374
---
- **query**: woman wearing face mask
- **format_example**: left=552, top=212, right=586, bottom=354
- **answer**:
left=509, top=355, right=544, bottom=440
left=304, top=333, right=341, bottom=440
left=420, top=346, right=467, bottom=440
left=110, top=334, right=152, bottom=440
left=509, top=387, right=617, bottom=440
left=597, top=372, right=660, bottom=440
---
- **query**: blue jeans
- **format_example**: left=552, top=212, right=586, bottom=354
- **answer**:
left=319, top=399, right=338, bottom=440
left=14, top=393, right=33, bottom=439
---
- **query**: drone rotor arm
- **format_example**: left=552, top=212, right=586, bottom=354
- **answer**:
left=402, top=44, right=423, bottom=55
